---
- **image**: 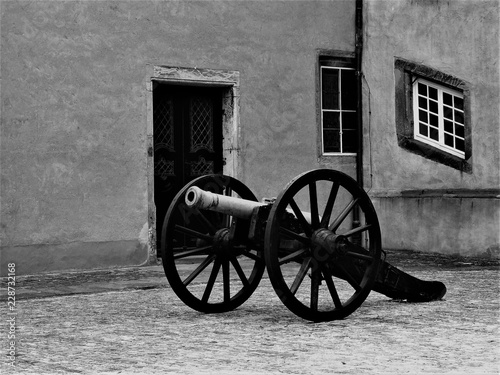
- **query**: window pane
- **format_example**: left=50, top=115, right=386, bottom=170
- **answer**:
left=455, top=124, right=464, bottom=138
left=341, top=70, right=357, bottom=110
left=322, top=69, right=339, bottom=110
left=323, top=112, right=340, bottom=129
left=454, top=96, right=464, bottom=111
left=444, top=134, right=454, bottom=147
left=418, top=83, right=427, bottom=96
left=429, top=127, right=438, bottom=141
left=429, top=100, right=438, bottom=114
left=429, top=87, right=438, bottom=100
left=444, top=120, right=453, bottom=133
left=455, top=110, right=464, bottom=124
left=430, top=114, right=438, bottom=127
left=456, top=138, right=465, bottom=152
left=443, top=93, right=453, bottom=106
left=419, top=123, right=428, bottom=137
left=342, top=129, right=358, bottom=153
left=323, top=130, right=340, bottom=152
left=419, top=110, right=428, bottom=123
left=342, top=112, right=357, bottom=130
left=418, top=96, right=427, bottom=110
left=444, top=107, right=453, bottom=120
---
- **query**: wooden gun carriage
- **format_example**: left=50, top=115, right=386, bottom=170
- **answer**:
left=161, top=169, right=446, bottom=322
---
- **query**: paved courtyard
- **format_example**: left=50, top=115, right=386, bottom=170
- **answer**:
left=1, top=253, right=499, bottom=374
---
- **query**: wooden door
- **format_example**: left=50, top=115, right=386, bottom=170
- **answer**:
left=153, top=84, right=223, bottom=253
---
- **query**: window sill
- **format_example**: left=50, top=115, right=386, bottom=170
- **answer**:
left=397, top=135, right=472, bottom=173
left=317, top=153, right=357, bottom=166
left=321, top=153, right=357, bottom=157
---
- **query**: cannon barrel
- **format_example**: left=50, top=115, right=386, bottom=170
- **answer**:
left=185, top=186, right=318, bottom=223
left=185, top=186, right=265, bottom=219
left=184, top=186, right=321, bottom=224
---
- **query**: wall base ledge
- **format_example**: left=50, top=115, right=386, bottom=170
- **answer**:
left=369, top=188, right=500, bottom=199
left=0, top=240, right=149, bottom=277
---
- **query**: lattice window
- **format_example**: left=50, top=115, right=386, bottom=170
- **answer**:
left=190, top=96, right=214, bottom=152
left=189, top=157, right=214, bottom=176
left=154, top=98, right=174, bottom=152
left=413, top=78, right=465, bottom=159
left=154, top=157, right=175, bottom=180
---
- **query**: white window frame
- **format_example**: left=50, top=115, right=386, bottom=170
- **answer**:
left=320, top=66, right=357, bottom=156
left=412, top=78, right=465, bottom=159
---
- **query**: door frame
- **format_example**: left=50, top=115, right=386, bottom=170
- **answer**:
left=145, top=65, right=240, bottom=259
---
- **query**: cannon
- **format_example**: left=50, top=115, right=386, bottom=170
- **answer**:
left=161, top=169, right=446, bottom=322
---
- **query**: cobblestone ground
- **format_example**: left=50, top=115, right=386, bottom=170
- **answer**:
left=1, top=262, right=499, bottom=374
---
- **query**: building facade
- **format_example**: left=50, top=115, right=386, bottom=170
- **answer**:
left=1, top=0, right=498, bottom=276
left=363, top=0, right=499, bottom=258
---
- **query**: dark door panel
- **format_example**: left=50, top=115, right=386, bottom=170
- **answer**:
left=153, top=84, right=223, bottom=254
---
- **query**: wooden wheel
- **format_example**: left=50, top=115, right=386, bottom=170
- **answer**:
left=264, top=169, right=382, bottom=322
left=161, top=174, right=265, bottom=313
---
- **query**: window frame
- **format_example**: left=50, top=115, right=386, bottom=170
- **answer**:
left=412, top=78, right=465, bottom=159
left=394, top=58, right=472, bottom=173
left=318, top=54, right=358, bottom=157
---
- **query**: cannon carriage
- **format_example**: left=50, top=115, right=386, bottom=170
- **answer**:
left=161, top=169, right=446, bottom=322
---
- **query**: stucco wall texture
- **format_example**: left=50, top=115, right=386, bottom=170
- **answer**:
left=0, top=0, right=356, bottom=275
left=362, top=0, right=499, bottom=257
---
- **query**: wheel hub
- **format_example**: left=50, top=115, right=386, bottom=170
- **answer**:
left=212, top=228, right=232, bottom=255
left=310, top=228, right=349, bottom=262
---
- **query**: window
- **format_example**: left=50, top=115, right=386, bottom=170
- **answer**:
left=413, top=79, right=465, bottom=159
left=394, top=58, right=471, bottom=173
left=320, top=60, right=358, bottom=155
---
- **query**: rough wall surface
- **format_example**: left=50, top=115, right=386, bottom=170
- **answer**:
left=363, top=0, right=499, bottom=256
left=0, top=0, right=355, bottom=275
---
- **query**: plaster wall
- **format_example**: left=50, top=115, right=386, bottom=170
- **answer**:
left=0, top=0, right=356, bottom=275
left=363, top=0, right=500, bottom=257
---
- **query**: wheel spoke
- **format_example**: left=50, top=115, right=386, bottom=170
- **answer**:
left=345, top=251, right=374, bottom=262
left=344, top=241, right=375, bottom=263
left=279, top=227, right=311, bottom=245
left=322, top=266, right=343, bottom=309
left=329, top=198, right=360, bottom=232
left=290, top=257, right=312, bottom=295
left=173, top=246, right=212, bottom=260
left=222, top=214, right=231, bottom=230
left=320, top=182, right=340, bottom=228
left=222, top=259, right=230, bottom=302
left=183, top=254, right=216, bottom=286
left=240, top=249, right=264, bottom=263
left=332, top=266, right=362, bottom=292
left=341, top=224, right=372, bottom=238
left=288, top=198, right=312, bottom=235
left=174, top=225, right=213, bottom=242
left=310, top=268, right=320, bottom=311
left=229, top=256, right=250, bottom=288
left=202, top=258, right=222, bottom=303
left=230, top=245, right=255, bottom=256
left=279, top=249, right=307, bottom=265
left=308, top=182, right=320, bottom=229
left=178, top=204, right=217, bottom=235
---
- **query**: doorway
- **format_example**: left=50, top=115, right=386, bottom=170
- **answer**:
left=153, top=83, right=224, bottom=254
